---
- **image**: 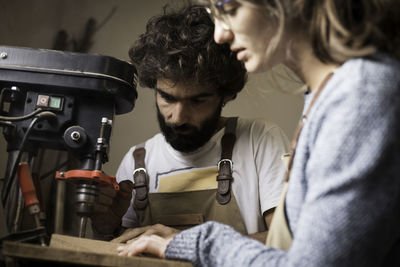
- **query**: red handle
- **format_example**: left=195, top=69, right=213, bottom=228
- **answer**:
left=17, top=162, right=39, bottom=207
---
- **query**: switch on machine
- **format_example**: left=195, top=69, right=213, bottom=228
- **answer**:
left=36, top=94, right=63, bottom=110
left=36, top=95, right=50, bottom=107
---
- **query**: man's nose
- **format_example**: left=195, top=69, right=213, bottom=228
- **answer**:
left=169, top=102, right=190, bottom=126
left=214, top=20, right=233, bottom=44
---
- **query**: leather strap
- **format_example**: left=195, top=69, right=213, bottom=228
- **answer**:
left=285, top=72, right=334, bottom=181
left=216, top=117, right=237, bottom=205
left=132, top=117, right=238, bottom=207
left=132, top=143, right=148, bottom=210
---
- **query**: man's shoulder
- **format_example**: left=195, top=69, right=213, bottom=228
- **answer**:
left=143, top=132, right=164, bottom=146
left=237, top=117, right=282, bottom=135
left=234, top=117, right=289, bottom=148
left=129, top=132, right=164, bottom=150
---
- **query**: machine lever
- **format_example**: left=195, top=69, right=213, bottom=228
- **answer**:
left=17, top=162, right=46, bottom=246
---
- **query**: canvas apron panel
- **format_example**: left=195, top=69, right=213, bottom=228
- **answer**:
left=265, top=182, right=292, bottom=250
left=135, top=189, right=247, bottom=235
left=132, top=117, right=247, bottom=235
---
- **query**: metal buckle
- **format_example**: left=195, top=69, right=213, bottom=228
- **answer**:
left=133, top=167, right=147, bottom=177
left=217, top=159, right=233, bottom=171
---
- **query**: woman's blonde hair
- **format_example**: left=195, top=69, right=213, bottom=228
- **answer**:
left=256, top=0, right=400, bottom=64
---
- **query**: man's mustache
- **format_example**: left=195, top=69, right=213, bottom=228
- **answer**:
left=167, top=123, right=197, bottom=132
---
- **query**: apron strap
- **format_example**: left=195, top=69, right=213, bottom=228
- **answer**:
left=216, top=117, right=238, bottom=205
left=132, top=142, right=148, bottom=210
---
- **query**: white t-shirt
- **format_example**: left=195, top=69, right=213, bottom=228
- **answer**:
left=116, top=117, right=289, bottom=234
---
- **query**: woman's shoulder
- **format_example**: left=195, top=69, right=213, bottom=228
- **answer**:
left=307, top=53, right=400, bottom=138
left=322, top=53, right=400, bottom=103
left=340, top=53, right=400, bottom=85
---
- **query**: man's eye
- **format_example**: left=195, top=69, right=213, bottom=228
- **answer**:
left=162, top=94, right=176, bottom=103
left=191, top=98, right=207, bottom=104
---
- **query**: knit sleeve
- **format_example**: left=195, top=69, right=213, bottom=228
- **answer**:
left=165, top=221, right=285, bottom=267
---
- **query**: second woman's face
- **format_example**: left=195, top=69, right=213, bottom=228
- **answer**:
left=213, top=1, right=281, bottom=73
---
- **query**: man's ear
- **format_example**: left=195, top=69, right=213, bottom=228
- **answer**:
left=222, top=94, right=236, bottom=106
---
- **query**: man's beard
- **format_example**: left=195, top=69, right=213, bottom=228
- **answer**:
left=156, top=102, right=223, bottom=153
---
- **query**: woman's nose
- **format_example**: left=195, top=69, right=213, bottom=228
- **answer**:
left=214, top=20, right=233, bottom=44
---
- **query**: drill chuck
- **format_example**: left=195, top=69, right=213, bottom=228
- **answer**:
left=75, top=182, right=98, bottom=237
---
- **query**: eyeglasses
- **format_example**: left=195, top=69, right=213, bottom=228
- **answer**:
left=205, top=0, right=235, bottom=30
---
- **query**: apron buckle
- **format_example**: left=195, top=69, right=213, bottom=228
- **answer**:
left=217, top=159, right=233, bottom=171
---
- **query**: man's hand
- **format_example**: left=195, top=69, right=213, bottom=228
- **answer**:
left=90, top=180, right=134, bottom=238
left=248, top=231, right=268, bottom=243
left=112, top=223, right=180, bottom=243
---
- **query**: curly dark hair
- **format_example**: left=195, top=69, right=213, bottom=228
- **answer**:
left=128, top=5, right=247, bottom=98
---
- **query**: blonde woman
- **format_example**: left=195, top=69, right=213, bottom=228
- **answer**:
left=118, top=1, right=400, bottom=266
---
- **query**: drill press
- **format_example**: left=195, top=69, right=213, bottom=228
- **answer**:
left=0, top=45, right=137, bottom=242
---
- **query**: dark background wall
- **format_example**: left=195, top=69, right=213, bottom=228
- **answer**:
left=0, top=0, right=303, bottom=182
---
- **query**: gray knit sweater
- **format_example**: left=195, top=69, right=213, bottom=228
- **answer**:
left=164, top=54, right=400, bottom=267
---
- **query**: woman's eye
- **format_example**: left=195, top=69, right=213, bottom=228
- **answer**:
left=220, top=2, right=239, bottom=15
left=222, top=7, right=237, bottom=15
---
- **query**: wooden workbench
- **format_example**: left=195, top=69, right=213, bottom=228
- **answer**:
left=1, top=234, right=193, bottom=266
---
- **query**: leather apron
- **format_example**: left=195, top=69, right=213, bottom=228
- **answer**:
left=131, top=117, right=247, bottom=235
left=266, top=73, right=333, bottom=250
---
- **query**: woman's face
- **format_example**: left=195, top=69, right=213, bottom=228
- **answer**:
left=211, top=1, right=283, bottom=73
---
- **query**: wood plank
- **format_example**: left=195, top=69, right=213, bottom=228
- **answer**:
left=50, top=234, right=122, bottom=256
left=2, top=237, right=193, bottom=267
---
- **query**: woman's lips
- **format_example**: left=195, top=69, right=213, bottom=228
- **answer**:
left=236, top=49, right=247, bottom=61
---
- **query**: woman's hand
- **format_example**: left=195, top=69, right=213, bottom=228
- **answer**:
left=112, top=223, right=180, bottom=243
left=117, top=234, right=175, bottom=258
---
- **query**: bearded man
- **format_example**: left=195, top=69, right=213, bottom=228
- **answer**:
left=91, top=5, right=289, bottom=244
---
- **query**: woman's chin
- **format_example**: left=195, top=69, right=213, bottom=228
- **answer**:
left=244, top=60, right=268, bottom=73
